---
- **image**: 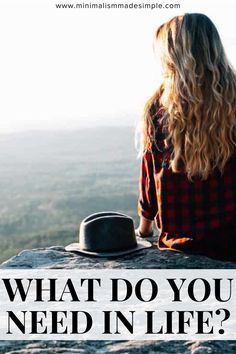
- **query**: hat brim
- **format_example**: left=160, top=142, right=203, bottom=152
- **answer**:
left=65, top=238, right=152, bottom=258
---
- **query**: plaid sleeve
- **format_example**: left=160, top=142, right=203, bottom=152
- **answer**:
left=137, top=151, right=158, bottom=220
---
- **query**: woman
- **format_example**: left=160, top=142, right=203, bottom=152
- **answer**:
left=136, top=13, right=236, bottom=260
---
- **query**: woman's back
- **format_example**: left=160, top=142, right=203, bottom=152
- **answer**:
left=139, top=106, right=236, bottom=260
left=137, top=14, right=236, bottom=260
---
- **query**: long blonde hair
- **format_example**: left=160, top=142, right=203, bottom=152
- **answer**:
left=144, top=13, right=236, bottom=180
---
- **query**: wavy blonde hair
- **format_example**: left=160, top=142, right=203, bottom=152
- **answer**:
left=143, top=13, right=236, bottom=180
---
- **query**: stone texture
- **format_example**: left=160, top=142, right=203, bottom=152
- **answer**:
left=2, top=241, right=236, bottom=270
left=0, top=238, right=236, bottom=353
left=1, top=340, right=236, bottom=354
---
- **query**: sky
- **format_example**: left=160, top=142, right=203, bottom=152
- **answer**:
left=0, top=0, right=236, bottom=133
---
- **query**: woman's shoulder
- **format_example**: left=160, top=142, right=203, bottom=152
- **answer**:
left=149, top=100, right=165, bottom=121
left=148, top=100, right=168, bottom=151
left=148, top=100, right=167, bottom=136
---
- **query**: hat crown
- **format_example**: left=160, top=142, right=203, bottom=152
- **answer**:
left=79, top=211, right=137, bottom=253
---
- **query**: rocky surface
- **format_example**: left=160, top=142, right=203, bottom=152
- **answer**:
left=0, top=240, right=236, bottom=353
left=2, top=242, right=236, bottom=270
left=1, top=339, right=236, bottom=354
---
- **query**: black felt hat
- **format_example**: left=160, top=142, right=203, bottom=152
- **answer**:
left=65, top=211, right=151, bottom=257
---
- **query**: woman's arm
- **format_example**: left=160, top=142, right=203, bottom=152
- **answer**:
left=137, top=150, right=158, bottom=237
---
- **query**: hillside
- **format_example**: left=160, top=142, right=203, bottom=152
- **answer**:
left=0, top=127, right=140, bottom=263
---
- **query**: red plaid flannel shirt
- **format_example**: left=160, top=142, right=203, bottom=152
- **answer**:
left=138, top=104, right=236, bottom=260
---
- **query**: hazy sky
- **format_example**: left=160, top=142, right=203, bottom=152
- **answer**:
left=0, top=0, right=236, bottom=133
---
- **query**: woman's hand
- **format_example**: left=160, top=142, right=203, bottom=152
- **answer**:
left=135, top=216, right=154, bottom=238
